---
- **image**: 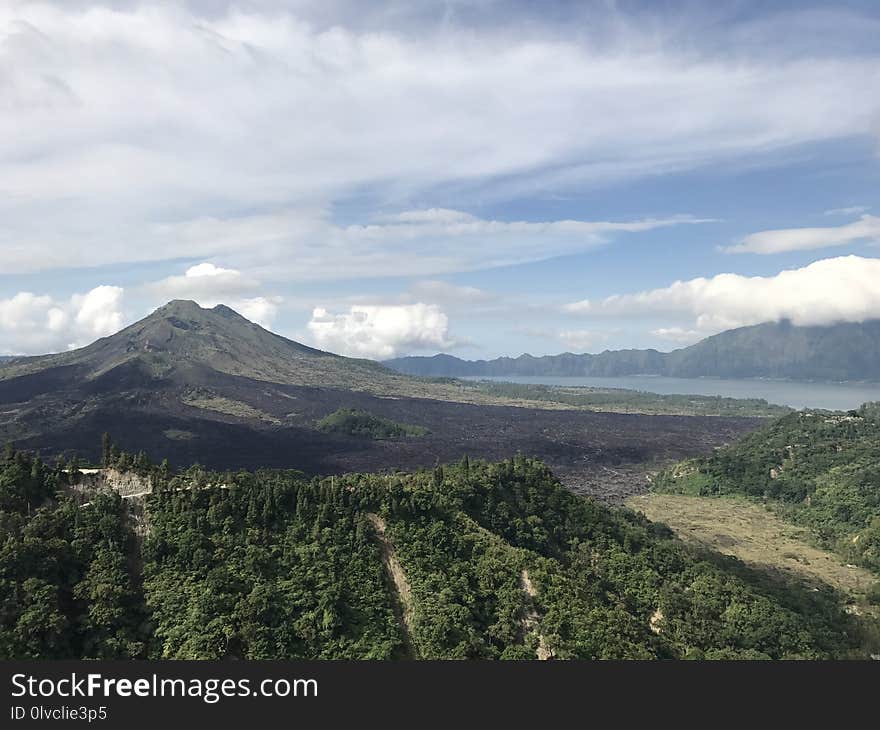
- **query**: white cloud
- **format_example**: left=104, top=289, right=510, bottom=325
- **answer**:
left=344, top=212, right=709, bottom=241
left=824, top=206, right=870, bottom=216
left=1, top=4, right=878, bottom=275
left=275, top=211, right=708, bottom=281
left=564, top=255, right=880, bottom=333
left=72, top=285, right=124, bottom=339
left=232, top=297, right=281, bottom=328
left=406, top=280, right=493, bottom=305
left=306, top=303, right=454, bottom=359
left=0, top=285, right=124, bottom=355
left=0, top=201, right=710, bottom=280
left=726, top=215, right=880, bottom=254
left=510, top=325, right=613, bottom=352
left=558, top=329, right=602, bottom=351
left=375, top=209, right=478, bottom=224
left=650, top=327, right=703, bottom=344
left=148, top=263, right=254, bottom=299
left=1, top=202, right=711, bottom=281
left=145, top=262, right=281, bottom=327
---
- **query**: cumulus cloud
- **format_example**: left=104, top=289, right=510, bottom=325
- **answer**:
left=726, top=215, right=880, bottom=254
left=148, top=263, right=255, bottom=299
left=231, top=298, right=282, bottom=328
left=1, top=4, right=879, bottom=276
left=564, top=256, right=880, bottom=334
left=0, top=286, right=124, bottom=355
left=145, top=262, right=281, bottom=327
left=306, top=303, right=455, bottom=359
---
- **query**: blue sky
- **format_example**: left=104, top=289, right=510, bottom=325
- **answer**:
left=1, top=0, right=879, bottom=358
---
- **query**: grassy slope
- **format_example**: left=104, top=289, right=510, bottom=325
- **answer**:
left=628, top=493, right=877, bottom=600
left=645, top=403, right=880, bottom=604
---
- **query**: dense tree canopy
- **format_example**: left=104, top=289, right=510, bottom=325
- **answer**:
left=0, top=442, right=873, bottom=659
left=315, top=408, right=429, bottom=439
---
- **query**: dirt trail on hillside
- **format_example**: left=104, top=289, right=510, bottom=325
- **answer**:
left=367, top=513, right=417, bottom=658
left=70, top=468, right=152, bottom=500
left=520, top=569, right=553, bottom=660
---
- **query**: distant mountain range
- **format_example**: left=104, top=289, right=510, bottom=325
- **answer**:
left=385, top=319, right=880, bottom=382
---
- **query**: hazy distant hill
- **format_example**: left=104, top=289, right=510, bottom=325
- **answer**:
left=386, top=320, right=880, bottom=382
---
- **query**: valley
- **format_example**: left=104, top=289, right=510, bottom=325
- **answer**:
left=3, top=300, right=879, bottom=661
left=0, top=300, right=763, bottom=502
left=1, top=371, right=758, bottom=502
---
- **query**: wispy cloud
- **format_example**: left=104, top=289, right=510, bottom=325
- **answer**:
left=824, top=206, right=870, bottom=216
left=2, top=3, right=879, bottom=277
left=724, top=215, right=880, bottom=255
left=0, top=205, right=710, bottom=280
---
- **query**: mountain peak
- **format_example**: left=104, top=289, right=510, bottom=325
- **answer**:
left=0, top=297, right=400, bottom=390
left=211, top=303, right=243, bottom=318
left=147, top=300, right=254, bottom=327
left=154, top=299, right=206, bottom=315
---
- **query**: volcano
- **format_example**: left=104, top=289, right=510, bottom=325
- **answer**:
left=0, top=300, right=760, bottom=497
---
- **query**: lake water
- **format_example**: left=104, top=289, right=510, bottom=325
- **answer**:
left=462, top=375, right=880, bottom=411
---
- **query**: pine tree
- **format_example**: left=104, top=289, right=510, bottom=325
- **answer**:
left=101, top=433, right=112, bottom=468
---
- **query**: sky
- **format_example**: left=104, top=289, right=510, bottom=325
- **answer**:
left=1, top=0, right=879, bottom=359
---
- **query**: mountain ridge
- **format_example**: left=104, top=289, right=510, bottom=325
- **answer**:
left=385, top=319, right=880, bottom=382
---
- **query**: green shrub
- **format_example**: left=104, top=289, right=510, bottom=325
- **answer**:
left=315, top=408, right=429, bottom=439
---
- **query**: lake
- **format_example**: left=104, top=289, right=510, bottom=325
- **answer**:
left=462, top=375, right=880, bottom=411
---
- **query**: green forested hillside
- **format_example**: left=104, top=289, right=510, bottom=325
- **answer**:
left=0, top=447, right=148, bottom=659
left=0, top=444, right=875, bottom=659
left=654, top=403, right=880, bottom=575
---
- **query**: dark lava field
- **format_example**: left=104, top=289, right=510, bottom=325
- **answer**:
left=3, top=373, right=760, bottom=503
